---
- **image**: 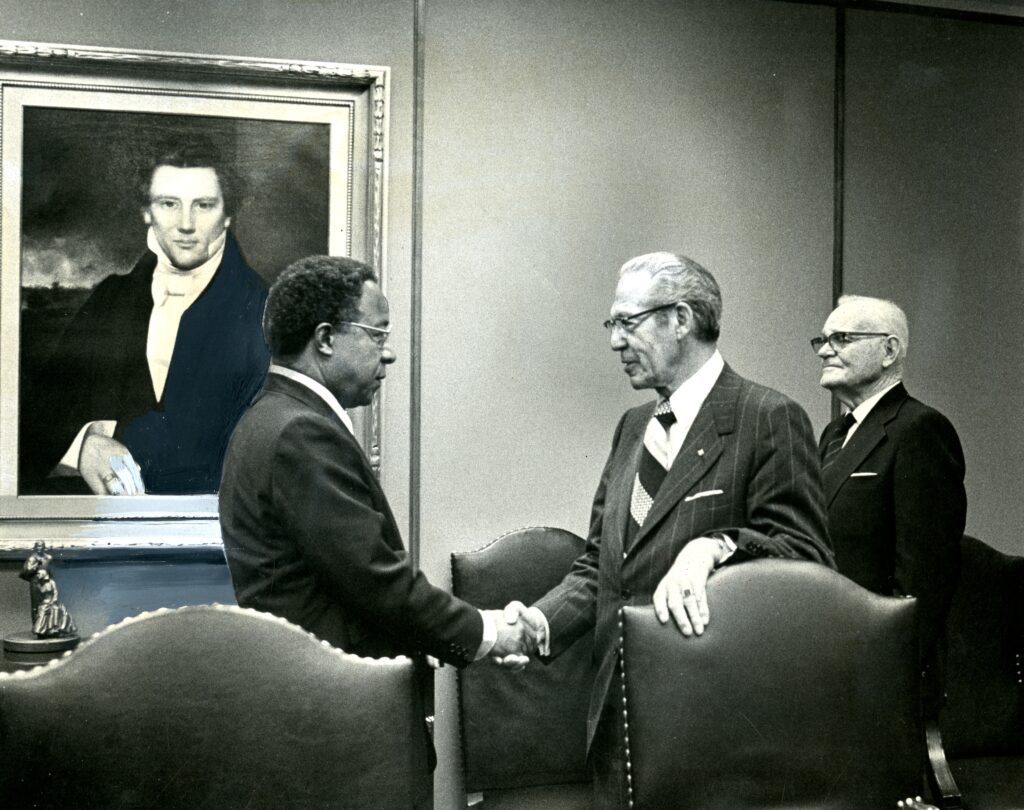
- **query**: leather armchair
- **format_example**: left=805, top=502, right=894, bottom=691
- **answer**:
left=0, top=604, right=428, bottom=809
left=928, top=535, right=1024, bottom=810
left=452, top=527, right=592, bottom=809
left=620, top=559, right=924, bottom=809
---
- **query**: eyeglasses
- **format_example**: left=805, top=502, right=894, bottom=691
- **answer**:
left=603, top=301, right=682, bottom=333
left=810, top=332, right=889, bottom=353
left=339, top=321, right=392, bottom=348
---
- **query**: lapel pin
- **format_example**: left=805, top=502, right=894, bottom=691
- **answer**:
left=697, top=448, right=704, bottom=457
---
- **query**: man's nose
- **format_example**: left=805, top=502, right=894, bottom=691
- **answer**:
left=609, top=327, right=627, bottom=351
left=178, top=206, right=195, bottom=232
left=816, top=339, right=834, bottom=359
left=381, top=347, right=397, bottom=365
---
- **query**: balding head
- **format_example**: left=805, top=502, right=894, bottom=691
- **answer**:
left=835, top=295, right=909, bottom=360
left=816, top=295, right=909, bottom=409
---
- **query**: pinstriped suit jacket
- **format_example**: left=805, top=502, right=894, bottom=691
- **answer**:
left=534, top=365, right=834, bottom=749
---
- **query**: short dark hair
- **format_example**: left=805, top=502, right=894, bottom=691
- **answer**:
left=264, top=256, right=378, bottom=357
left=137, top=136, right=244, bottom=217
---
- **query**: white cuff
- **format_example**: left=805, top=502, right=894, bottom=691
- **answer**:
left=535, top=609, right=551, bottom=657
left=57, top=420, right=117, bottom=475
left=474, top=609, right=498, bottom=660
left=715, top=534, right=737, bottom=565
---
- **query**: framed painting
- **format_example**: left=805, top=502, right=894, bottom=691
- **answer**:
left=0, top=40, right=388, bottom=546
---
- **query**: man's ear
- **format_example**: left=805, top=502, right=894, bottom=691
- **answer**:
left=313, top=322, right=335, bottom=356
left=674, top=301, right=695, bottom=339
left=881, top=335, right=901, bottom=368
left=142, top=208, right=152, bottom=225
left=223, top=216, right=232, bottom=231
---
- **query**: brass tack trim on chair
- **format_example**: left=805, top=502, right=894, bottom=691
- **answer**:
left=618, top=607, right=636, bottom=809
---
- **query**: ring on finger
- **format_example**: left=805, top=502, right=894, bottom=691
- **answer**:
left=102, top=472, right=118, bottom=486
left=682, top=588, right=693, bottom=598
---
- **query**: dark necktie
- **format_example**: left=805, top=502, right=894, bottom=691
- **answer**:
left=626, top=400, right=677, bottom=547
left=821, top=412, right=856, bottom=470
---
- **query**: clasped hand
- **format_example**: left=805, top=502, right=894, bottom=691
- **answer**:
left=483, top=601, right=547, bottom=671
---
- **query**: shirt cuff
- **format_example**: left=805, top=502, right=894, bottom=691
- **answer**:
left=715, top=534, right=737, bottom=565
left=474, top=609, right=498, bottom=660
left=535, top=609, right=551, bottom=657
left=59, top=420, right=117, bottom=473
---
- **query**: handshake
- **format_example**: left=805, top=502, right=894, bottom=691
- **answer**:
left=482, top=601, right=549, bottom=671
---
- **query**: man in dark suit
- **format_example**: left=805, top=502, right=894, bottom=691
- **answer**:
left=21, top=136, right=270, bottom=495
left=814, top=294, right=966, bottom=714
left=506, top=252, right=834, bottom=809
left=220, top=255, right=528, bottom=665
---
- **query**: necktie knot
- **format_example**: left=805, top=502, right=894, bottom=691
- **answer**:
left=654, top=400, right=676, bottom=431
left=822, top=412, right=856, bottom=469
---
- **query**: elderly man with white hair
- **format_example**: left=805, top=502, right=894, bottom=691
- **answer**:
left=813, top=294, right=966, bottom=717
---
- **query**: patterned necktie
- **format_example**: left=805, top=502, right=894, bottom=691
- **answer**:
left=821, top=412, right=856, bottom=470
left=627, top=400, right=677, bottom=547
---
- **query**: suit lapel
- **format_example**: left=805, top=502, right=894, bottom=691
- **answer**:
left=627, top=367, right=738, bottom=554
left=264, top=372, right=402, bottom=544
left=823, top=383, right=908, bottom=505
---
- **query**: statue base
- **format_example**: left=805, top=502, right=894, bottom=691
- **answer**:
left=3, top=631, right=81, bottom=654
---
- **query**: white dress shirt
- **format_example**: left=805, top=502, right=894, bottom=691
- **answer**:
left=662, top=350, right=725, bottom=466
left=843, top=380, right=902, bottom=446
left=146, top=228, right=226, bottom=401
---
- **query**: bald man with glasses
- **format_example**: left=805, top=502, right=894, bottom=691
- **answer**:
left=814, top=294, right=966, bottom=716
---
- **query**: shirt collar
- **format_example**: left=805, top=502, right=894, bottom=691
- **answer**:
left=849, top=380, right=901, bottom=426
left=667, top=349, right=725, bottom=414
left=269, top=364, right=354, bottom=435
left=148, top=228, right=226, bottom=306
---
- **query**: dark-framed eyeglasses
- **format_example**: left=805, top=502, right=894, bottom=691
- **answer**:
left=603, top=301, right=682, bottom=333
left=810, top=332, right=889, bottom=353
left=339, top=320, right=392, bottom=348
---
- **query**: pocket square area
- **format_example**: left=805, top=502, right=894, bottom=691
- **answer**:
left=849, top=471, right=878, bottom=478
left=684, top=489, right=724, bottom=502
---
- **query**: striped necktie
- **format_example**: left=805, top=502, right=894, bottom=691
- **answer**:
left=821, top=412, right=856, bottom=470
left=627, top=400, right=677, bottom=547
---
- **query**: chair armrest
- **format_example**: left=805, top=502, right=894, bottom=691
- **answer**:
left=925, top=721, right=963, bottom=810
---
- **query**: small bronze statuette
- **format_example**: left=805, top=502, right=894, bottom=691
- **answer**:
left=3, top=542, right=81, bottom=654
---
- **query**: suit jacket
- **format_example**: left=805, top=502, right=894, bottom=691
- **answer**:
left=534, top=365, right=833, bottom=748
left=21, top=233, right=270, bottom=494
left=821, top=383, right=965, bottom=676
left=219, top=373, right=484, bottom=666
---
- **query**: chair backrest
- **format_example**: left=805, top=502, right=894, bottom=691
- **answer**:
left=451, top=527, right=592, bottom=792
left=940, top=534, right=1024, bottom=758
left=621, top=559, right=922, bottom=810
left=0, top=604, right=427, bottom=809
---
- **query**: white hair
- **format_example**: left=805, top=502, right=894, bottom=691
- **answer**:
left=619, top=252, right=722, bottom=342
left=837, top=294, right=909, bottom=359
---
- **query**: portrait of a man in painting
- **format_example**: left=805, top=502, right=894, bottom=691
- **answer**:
left=16, top=110, right=331, bottom=497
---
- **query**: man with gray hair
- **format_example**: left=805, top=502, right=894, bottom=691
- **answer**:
left=813, top=294, right=965, bottom=715
left=506, top=252, right=833, bottom=808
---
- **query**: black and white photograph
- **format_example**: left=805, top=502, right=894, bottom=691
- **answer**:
left=0, top=2, right=1020, bottom=808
